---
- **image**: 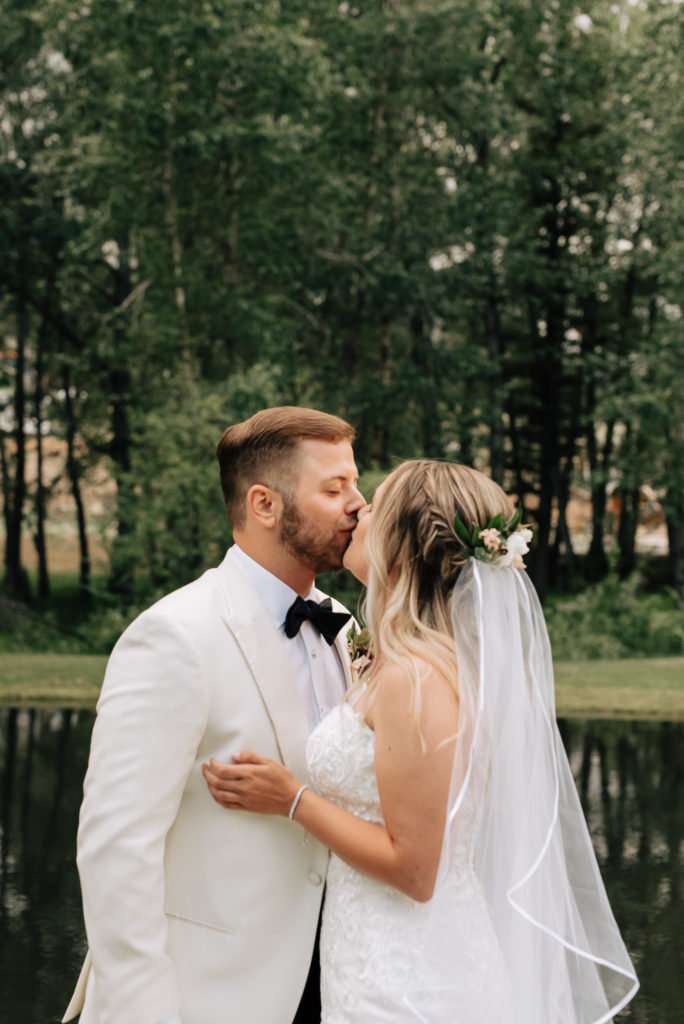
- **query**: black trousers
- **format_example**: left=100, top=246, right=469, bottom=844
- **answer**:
left=292, top=914, right=322, bottom=1024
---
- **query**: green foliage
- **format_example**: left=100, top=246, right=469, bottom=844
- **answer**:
left=546, top=575, right=684, bottom=660
left=0, top=596, right=88, bottom=653
left=1, top=0, right=682, bottom=612
left=106, top=383, right=233, bottom=603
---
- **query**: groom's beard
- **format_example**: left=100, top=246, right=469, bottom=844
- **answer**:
left=280, top=500, right=353, bottom=574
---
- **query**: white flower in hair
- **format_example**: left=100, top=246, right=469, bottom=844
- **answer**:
left=453, top=508, right=533, bottom=569
left=498, top=527, right=533, bottom=569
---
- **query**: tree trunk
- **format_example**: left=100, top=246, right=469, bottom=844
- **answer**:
left=526, top=162, right=566, bottom=602
left=585, top=417, right=614, bottom=582
left=549, top=459, right=577, bottom=587
left=505, top=395, right=528, bottom=504
left=483, top=290, right=505, bottom=485
left=0, top=437, right=10, bottom=564
left=549, top=362, right=582, bottom=587
left=33, top=324, right=50, bottom=599
left=534, top=464, right=556, bottom=602
left=61, top=365, right=91, bottom=597
left=371, top=318, right=392, bottom=464
left=409, top=311, right=443, bottom=459
left=617, top=485, right=640, bottom=578
left=163, top=155, right=194, bottom=378
left=529, top=324, right=562, bottom=602
left=107, top=250, right=136, bottom=599
left=664, top=383, right=684, bottom=599
left=4, top=300, right=30, bottom=600
left=665, top=506, right=684, bottom=600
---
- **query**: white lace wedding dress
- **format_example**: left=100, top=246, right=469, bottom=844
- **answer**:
left=307, top=702, right=513, bottom=1024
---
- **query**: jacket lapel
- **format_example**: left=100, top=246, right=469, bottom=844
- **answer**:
left=216, top=552, right=310, bottom=780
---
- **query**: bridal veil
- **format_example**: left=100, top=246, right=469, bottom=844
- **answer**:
left=405, top=560, right=638, bottom=1023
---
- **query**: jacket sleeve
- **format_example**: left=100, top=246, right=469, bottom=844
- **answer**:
left=76, top=607, right=209, bottom=1024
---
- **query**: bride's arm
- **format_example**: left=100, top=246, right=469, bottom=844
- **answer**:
left=202, top=663, right=458, bottom=903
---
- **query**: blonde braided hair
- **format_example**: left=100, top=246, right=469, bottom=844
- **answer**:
left=359, top=460, right=515, bottom=716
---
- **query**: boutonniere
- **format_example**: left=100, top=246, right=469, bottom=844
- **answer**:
left=453, top=507, right=534, bottom=569
left=347, top=623, right=373, bottom=680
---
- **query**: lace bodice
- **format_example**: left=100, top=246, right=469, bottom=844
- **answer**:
left=306, top=702, right=513, bottom=1023
left=307, top=701, right=382, bottom=823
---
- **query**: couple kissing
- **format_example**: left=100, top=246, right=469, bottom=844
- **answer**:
left=65, top=406, right=637, bottom=1024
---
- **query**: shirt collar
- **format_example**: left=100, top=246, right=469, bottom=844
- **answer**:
left=229, top=544, right=317, bottom=630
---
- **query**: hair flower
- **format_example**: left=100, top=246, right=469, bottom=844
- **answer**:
left=453, top=508, right=533, bottom=569
left=497, top=527, right=534, bottom=568
left=480, top=528, right=503, bottom=552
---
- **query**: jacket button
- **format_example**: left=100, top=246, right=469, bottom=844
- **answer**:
left=308, top=871, right=323, bottom=886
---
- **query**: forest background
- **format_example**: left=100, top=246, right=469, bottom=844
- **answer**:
left=1, top=0, right=682, bottom=663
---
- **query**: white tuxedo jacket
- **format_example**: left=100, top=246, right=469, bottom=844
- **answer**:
left=63, top=550, right=352, bottom=1024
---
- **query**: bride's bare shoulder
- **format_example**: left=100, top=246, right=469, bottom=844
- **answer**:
left=372, top=658, right=459, bottom=745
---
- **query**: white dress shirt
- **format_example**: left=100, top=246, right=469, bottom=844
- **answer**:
left=229, top=544, right=347, bottom=731
left=158, top=545, right=347, bottom=1024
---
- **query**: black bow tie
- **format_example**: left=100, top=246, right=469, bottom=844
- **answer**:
left=284, top=596, right=351, bottom=646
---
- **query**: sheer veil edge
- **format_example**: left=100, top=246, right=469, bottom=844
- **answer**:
left=404, top=559, right=638, bottom=1024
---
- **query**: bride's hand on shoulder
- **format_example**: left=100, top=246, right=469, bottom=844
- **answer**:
left=202, top=751, right=301, bottom=816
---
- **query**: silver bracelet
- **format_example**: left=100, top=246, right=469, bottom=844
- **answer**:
left=288, top=784, right=308, bottom=820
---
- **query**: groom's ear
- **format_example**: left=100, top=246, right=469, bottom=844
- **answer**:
left=245, top=484, right=283, bottom=530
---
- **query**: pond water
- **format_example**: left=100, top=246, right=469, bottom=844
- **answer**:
left=0, top=710, right=681, bottom=1024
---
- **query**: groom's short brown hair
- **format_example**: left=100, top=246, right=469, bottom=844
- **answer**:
left=217, top=406, right=355, bottom=526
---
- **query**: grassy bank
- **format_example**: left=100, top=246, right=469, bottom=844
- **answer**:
left=0, top=654, right=106, bottom=706
left=553, top=657, right=684, bottom=719
left=0, top=653, right=682, bottom=718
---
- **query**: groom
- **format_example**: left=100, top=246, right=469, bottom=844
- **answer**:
left=63, top=406, right=365, bottom=1024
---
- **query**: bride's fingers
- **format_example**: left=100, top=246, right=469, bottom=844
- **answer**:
left=203, top=770, right=243, bottom=803
left=207, top=786, right=242, bottom=809
left=202, top=763, right=245, bottom=791
left=231, top=750, right=270, bottom=765
left=206, top=757, right=255, bottom=780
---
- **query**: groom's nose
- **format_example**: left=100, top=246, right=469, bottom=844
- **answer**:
left=346, top=486, right=366, bottom=517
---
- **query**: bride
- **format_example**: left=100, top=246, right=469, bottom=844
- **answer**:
left=203, top=459, right=638, bottom=1023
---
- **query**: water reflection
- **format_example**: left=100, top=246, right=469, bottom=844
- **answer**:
left=559, top=719, right=684, bottom=1023
left=0, top=712, right=681, bottom=1023
left=0, top=709, right=93, bottom=1024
